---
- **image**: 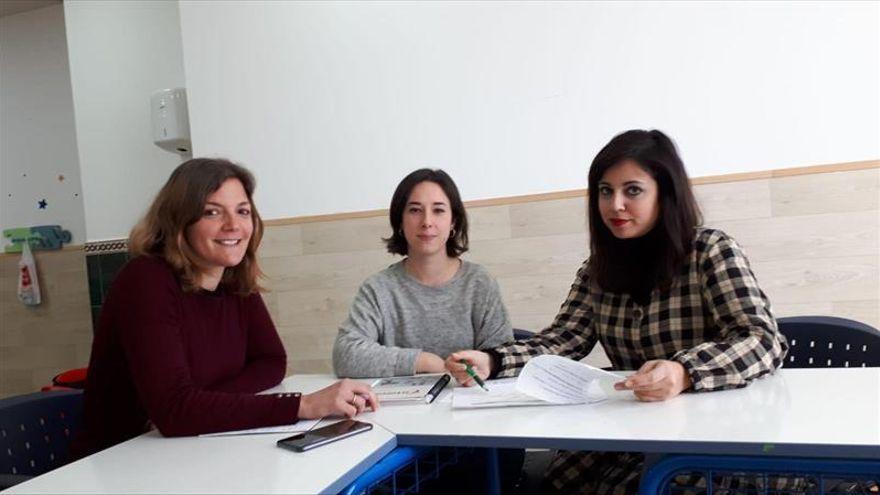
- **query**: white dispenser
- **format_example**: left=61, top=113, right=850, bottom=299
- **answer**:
left=151, top=87, right=192, bottom=156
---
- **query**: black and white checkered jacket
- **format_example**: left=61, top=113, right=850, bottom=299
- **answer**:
left=492, top=227, right=789, bottom=494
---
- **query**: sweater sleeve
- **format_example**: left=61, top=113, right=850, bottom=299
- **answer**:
left=473, top=271, right=514, bottom=350
left=672, top=233, right=788, bottom=392
left=491, top=261, right=599, bottom=378
left=207, top=294, right=288, bottom=393
left=333, top=282, right=421, bottom=378
left=116, top=260, right=300, bottom=437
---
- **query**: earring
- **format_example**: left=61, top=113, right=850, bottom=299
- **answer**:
left=450, top=228, right=456, bottom=237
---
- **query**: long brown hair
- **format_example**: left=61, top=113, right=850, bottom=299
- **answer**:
left=587, top=130, right=702, bottom=293
left=129, top=158, right=265, bottom=294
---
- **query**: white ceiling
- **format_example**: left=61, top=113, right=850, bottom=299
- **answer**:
left=0, top=0, right=61, bottom=18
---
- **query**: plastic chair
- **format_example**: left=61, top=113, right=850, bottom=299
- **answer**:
left=40, top=367, right=88, bottom=392
left=778, top=316, right=880, bottom=368
left=638, top=454, right=880, bottom=495
left=0, top=390, right=84, bottom=489
left=341, top=446, right=475, bottom=495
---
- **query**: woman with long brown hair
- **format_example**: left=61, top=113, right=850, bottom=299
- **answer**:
left=76, top=158, right=377, bottom=457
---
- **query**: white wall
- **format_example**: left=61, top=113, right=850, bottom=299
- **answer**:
left=0, top=4, right=86, bottom=246
left=179, top=1, right=879, bottom=221
left=64, top=0, right=186, bottom=242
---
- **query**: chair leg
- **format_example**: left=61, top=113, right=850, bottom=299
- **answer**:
left=485, top=448, right=501, bottom=495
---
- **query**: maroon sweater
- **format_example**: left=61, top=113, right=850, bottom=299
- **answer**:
left=76, top=256, right=300, bottom=456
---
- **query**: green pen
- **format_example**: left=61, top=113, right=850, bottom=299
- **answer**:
left=459, top=359, right=489, bottom=391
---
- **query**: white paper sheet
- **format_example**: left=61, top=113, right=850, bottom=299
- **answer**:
left=452, top=378, right=549, bottom=409
left=516, top=355, right=624, bottom=404
left=199, top=418, right=322, bottom=437
left=370, top=374, right=447, bottom=402
left=452, top=355, right=626, bottom=409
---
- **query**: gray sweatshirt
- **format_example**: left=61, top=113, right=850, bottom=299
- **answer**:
left=333, top=260, right=513, bottom=378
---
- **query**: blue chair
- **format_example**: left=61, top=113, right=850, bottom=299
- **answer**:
left=778, top=316, right=880, bottom=368
left=513, top=328, right=534, bottom=341
left=639, top=454, right=880, bottom=494
left=0, top=390, right=84, bottom=489
left=341, top=446, right=475, bottom=495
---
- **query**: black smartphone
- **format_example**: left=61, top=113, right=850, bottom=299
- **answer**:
left=276, top=420, right=372, bottom=452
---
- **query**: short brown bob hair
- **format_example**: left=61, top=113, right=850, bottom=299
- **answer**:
left=128, top=158, right=264, bottom=294
left=383, top=168, right=469, bottom=257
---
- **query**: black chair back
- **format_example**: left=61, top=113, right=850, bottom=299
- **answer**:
left=0, top=390, right=83, bottom=487
left=778, top=316, right=880, bottom=368
left=513, top=328, right=534, bottom=341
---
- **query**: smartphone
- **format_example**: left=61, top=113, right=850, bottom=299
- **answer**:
left=276, top=419, right=372, bottom=452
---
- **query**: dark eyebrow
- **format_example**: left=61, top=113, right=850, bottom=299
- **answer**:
left=205, top=201, right=250, bottom=207
left=597, top=180, right=645, bottom=186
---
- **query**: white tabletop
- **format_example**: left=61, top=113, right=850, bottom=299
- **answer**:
left=7, top=368, right=877, bottom=494
left=4, top=401, right=396, bottom=494
left=358, top=368, right=880, bottom=458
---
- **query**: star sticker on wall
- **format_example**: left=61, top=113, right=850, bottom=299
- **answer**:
left=38, top=199, right=48, bottom=209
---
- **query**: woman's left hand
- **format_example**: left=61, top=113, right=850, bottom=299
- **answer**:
left=613, top=360, right=692, bottom=402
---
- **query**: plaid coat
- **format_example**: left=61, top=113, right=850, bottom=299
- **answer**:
left=493, top=228, right=789, bottom=494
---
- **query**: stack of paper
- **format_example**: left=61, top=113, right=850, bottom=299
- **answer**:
left=452, top=355, right=624, bottom=409
left=371, top=374, right=447, bottom=402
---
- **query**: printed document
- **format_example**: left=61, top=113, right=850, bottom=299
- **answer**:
left=200, top=418, right=322, bottom=437
left=452, top=355, right=625, bottom=409
left=371, top=374, right=448, bottom=402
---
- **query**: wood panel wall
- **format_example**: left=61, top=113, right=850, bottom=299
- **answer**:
left=0, top=249, right=92, bottom=396
left=260, top=165, right=880, bottom=375
left=0, top=163, right=877, bottom=397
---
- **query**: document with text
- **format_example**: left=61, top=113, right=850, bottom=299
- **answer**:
left=452, top=355, right=625, bottom=409
left=199, top=418, right=322, bottom=437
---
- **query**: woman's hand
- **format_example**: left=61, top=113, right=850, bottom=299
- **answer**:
left=614, top=360, right=692, bottom=402
left=299, top=379, right=379, bottom=419
left=415, top=352, right=446, bottom=374
left=445, top=350, right=492, bottom=387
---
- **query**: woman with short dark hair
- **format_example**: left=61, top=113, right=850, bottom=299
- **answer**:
left=447, top=130, right=788, bottom=494
left=333, top=168, right=513, bottom=378
left=76, top=158, right=378, bottom=457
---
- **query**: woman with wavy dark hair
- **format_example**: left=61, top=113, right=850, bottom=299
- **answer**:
left=447, top=130, right=788, bottom=494
left=76, top=158, right=377, bottom=457
left=333, top=168, right=513, bottom=378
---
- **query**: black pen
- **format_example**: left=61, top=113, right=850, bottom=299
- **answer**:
left=424, top=374, right=452, bottom=404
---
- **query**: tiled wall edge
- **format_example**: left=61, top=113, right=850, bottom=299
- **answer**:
left=84, top=240, right=128, bottom=254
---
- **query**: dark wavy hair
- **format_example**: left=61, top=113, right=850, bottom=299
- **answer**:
left=129, top=158, right=264, bottom=294
left=383, top=169, right=469, bottom=257
left=587, top=129, right=702, bottom=292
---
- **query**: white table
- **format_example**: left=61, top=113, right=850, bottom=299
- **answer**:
left=5, top=368, right=878, bottom=494
left=358, top=368, right=880, bottom=459
left=4, top=377, right=397, bottom=494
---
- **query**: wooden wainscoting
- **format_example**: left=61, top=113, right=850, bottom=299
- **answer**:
left=0, top=161, right=876, bottom=396
left=0, top=248, right=92, bottom=397
left=260, top=163, right=879, bottom=375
